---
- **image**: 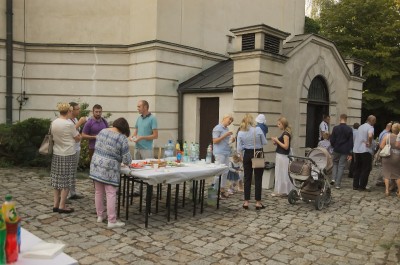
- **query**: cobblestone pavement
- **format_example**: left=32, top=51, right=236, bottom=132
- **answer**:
left=1, top=166, right=399, bottom=265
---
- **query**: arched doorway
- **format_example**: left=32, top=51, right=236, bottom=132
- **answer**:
left=306, top=75, right=329, bottom=148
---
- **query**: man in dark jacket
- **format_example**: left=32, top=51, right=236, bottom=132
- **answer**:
left=330, top=114, right=353, bottom=189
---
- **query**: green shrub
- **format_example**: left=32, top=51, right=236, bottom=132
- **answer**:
left=0, top=118, right=52, bottom=167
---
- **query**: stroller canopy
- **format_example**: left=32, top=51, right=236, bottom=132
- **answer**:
left=307, top=147, right=333, bottom=173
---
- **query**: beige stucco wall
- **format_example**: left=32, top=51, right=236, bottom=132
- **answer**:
left=3, top=0, right=305, bottom=50
left=0, top=0, right=306, bottom=148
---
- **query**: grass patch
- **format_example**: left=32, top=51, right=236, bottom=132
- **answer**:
left=381, top=241, right=400, bottom=250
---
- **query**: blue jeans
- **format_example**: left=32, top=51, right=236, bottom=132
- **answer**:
left=332, top=152, right=348, bottom=186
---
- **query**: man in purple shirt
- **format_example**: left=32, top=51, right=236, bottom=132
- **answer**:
left=82, top=104, right=108, bottom=161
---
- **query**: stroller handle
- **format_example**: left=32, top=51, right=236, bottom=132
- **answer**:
left=287, top=155, right=318, bottom=167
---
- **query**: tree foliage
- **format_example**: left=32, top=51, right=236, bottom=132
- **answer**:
left=319, top=0, right=400, bottom=116
left=305, top=16, right=321, bottom=34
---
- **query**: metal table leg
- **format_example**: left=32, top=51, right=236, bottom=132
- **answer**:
left=145, top=184, right=153, bottom=228
left=167, top=184, right=171, bottom=222
left=174, top=184, right=179, bottom=220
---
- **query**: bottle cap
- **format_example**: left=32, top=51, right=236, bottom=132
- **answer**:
left=5, top=194, right=12, bottom=201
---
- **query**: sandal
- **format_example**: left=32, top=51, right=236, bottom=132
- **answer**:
left=58, top=208, right=74, bottom=214
left=255, top=204, right=266, bottom=210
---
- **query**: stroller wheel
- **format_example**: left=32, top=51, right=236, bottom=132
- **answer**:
left=288, top=190, right=298, bottom=204
left=324, top=187, right=332, bottom=205
left=315, top=194, right=324, bottom=210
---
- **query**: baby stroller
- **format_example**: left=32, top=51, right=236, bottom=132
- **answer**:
left=287, top=147, right=333, bottom=210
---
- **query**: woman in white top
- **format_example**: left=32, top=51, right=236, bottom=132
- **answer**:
left=237, top=114, right=267, bottom=210
left=271, top=117, right=294, bottom=197
left=50, top=103, right=81, bottom=214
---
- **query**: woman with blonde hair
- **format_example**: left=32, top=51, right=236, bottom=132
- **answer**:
left=237, top=114, right=267, bottom=210
left=212, top=114, right=234, bottom=198
left=271, top=117, right=294, bottom=197
left=380, top=123, right=400, bottom=197
left=51, top=103, right=81, bottom=214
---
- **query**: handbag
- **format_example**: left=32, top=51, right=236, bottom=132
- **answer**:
left=39, top=124, right=54, bottom=155
left=379, top=135, right=391, bottom=158
left=251, top=128, right=265, bottom=169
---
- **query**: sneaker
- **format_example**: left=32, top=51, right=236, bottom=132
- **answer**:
left=330, top=179, right=335, bottom=185
left=107, top=221, right=125, bottom=228
left=97, top=216, right=104, bottom=223
left=335, top=186, right=340, bottom=189
left=228, top=189, right=235, bottom=195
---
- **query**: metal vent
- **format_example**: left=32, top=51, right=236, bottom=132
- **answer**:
left=264, top=34, right=280, bottom=54
left=242, top=33, right=255, bottom=51
left=353, top=64, right=361, bottom=77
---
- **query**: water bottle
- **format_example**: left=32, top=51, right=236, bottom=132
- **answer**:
left=195, top=143, right=200, bottom=161
left=183, top=141, right=189, bottom=163
left=207, top=184, right=217, bottom=206
left=206, top=144, right=212, bottom=164
left=164, top=140, right=174, bottom=158
left=0, top=210, right=6, bottom=265
left=190, top=142, right=196, bottom=162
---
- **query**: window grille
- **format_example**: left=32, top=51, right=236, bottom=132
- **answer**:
left=353, top=64, right=361, bottom=77
left=242, top=33, right=255, bottom=51
left=264, top=34, right=280, bottom=54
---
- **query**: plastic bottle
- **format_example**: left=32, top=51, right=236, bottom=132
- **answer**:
left=206, top=144, right=213, bottom=164
left=0, top=209, right=6, bottom=265
left=206, top=184, right=217, bottom=206
left=164, top=140, right=174, bottom=158
left=183, top=141, right=189, bottom=163
left=190, top=142, right=196, bottom=162
left=194, top=143, right=200, bottom=161
left=2, top=195, right=18, bottom=224
left=5, top=221, right=18, bottom=263
left=2, top=195, right=19, bottom=263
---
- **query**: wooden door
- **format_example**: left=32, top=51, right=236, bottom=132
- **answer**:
left=199, top=98, right=219, bottom=159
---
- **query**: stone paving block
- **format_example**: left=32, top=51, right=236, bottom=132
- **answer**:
left=2, top=166, right=400, bottom=264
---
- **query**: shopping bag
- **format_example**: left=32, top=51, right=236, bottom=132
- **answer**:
left=39, top=126, right=53, bottom=155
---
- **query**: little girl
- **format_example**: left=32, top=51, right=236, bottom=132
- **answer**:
left=227, top=153, right=244, bottom=193
left=318, top=132, right=333, bottom=154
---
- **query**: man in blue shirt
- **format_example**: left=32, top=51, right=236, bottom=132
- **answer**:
left=132, top=100, right=158, bottom=160
left=353, top=115, right=376, bottom=191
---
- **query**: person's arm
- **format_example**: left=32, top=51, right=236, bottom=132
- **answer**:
left=81, top=121, right=96, bottom=140
left=135, top=129, right=158, bottom=142
left=366, top=130, right=374, bottom=148
left=213, top=130, right=233, bottom=144
left=379, top=134, right=388, bottom=149
left=272, top=133, right=289, bottom=150
left=75, top=117, right=86, bottom=130
left=396, top=134, right=400, bottom=148
left=121, top=137, right=133, bottom=165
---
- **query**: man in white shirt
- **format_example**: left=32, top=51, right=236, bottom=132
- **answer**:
left=68, top=102, right=87, bottom=200
left=353, top=115, right=376, bottom=191
left=319, top=115, right=330, bottom=141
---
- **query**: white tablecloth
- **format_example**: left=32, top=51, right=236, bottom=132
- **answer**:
left=120, top=163, right=228, bottom=185
left=15, top=228, right=78, bottom=265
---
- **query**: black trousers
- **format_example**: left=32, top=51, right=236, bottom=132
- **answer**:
left=353, top=152, right=372, bottom=189
left=243, top=149, right=264, bottom=201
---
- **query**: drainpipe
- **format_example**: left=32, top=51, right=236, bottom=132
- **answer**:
left=6, top=0, right=13, bottom=124
left=177, top=89, right=184, bottom=148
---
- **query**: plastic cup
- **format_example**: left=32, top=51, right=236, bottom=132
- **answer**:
left=153, top=164, right=159, bottom=169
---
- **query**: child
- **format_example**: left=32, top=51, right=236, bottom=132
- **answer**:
left=318, top=132, right=333, bottom=154
left=255, top=114, right=268, bottom=137
left=227, top=153, right=244, bottom=193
